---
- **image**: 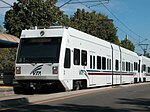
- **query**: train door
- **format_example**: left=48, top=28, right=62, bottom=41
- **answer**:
left=115, top=59, right=121, bottom=84
left=111, top=44, right=121, bottom=85
left=89, top=51, right=96, bottom=86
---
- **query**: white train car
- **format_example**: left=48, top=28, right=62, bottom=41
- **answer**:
left=15, top=26, right=142, bottom=91
left=110, top=44, right=139, bottom=84
left=120, top=47, right=139, bottom=83
left=15, top=26, right=113, bottom=91
left=139, top=55, right=150, bottom=82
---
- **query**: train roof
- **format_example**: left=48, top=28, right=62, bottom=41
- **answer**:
left=21, top=26, right=112, bottom=48
left=68, top=27, right=111, bottom=48
left=21, top=26, right=66, bottom=38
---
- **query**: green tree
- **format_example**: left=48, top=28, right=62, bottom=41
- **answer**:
left=69, top=9, right=120, bottom=45
left=4, top=0, right=67, bottom=37
left=0, top=48, right=17, bottom=72
left=144, top=53, right=150, bottom=58
left=121, top=35, right=135, bottom=51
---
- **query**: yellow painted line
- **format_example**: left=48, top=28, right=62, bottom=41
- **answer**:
left=32, top=91, right=91, bottom=105
left=0, top=86, right=12, bottom=88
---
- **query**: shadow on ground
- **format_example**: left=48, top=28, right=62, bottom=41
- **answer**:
left=1, top=103, right=131, bottom=112
left=1, top=97, right=150, bottom=112
left=13, top=84, right=65, bottom=95
left=116, top=98, right=150, bottom=111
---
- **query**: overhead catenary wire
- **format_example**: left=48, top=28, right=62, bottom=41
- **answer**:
left=59, top=0, right=72, bottom=8
left=97, top=0, right=150, bottom=43
left=60, top=0, right=140, bottom=43
left=97, top=0, right=150, bottom=54
left=0, top=0, right=12, bottom=7
left=68, top=0, right=100, bottom=4
left=66, top=0, right=149, bottom=43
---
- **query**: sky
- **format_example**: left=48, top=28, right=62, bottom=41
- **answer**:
left=0, top=0, right=150, bottom=54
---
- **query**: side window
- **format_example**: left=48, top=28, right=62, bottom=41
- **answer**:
left=102, top=57, right=106, bottom=70
left=142, top=64, right=146, bottom=72
left=134, top=62, right=138, bottom=71
left=90, top=55, right=95, bottom=69
left=81, top=50, right=87, bottom=66
left=97, top=56, right=101, bottom=69
left=144, top=65, right=146, bottom=71
left=148, top=67, right=150, bottom=73
left=126, top=62, right=130, bottom=71
left=128, top=62, right=130, bottom=71
left=93, top=56, right=95, bottom=69
left=74, top=48, right=80, bottom=65
left=138, top=60, right=140, bottom=72
left=122, top=62, right=125, bottom=71
left=126, top=62, right=128, bottom=71
left=131, top=63, right=133, bottom=71
left=107, top=59, right=111, bottom=70
left=90, top=55, right=92, bottom=69
left=64, top=48, right=71, bottom=68
left=115, top=59, right=119, bottom=70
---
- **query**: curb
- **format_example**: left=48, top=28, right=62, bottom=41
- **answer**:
left=0, top=87, right=13, bottom=92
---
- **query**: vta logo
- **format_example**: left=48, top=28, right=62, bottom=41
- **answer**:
left=30, top=65, right=43, bottom=76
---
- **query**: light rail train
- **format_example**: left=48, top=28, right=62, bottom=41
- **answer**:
left=15, top=26, right=150, bottom=91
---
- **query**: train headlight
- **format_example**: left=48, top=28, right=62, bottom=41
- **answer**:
left=16, top=66, right=21, bottom=74
left=52, top=66, right=58, bottom=74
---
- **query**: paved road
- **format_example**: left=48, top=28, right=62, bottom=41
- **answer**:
left=1, top=83, right=150, bottom=112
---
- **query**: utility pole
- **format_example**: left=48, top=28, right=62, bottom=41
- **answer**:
left=138, top=39, right=149, bottom=55
left=139, top=44, right=149, bottom=55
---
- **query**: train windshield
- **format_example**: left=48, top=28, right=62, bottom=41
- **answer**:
left=16, top=37, right=62, bottom=63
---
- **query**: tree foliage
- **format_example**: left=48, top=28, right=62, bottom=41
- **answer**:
left=144, top=53, right=150, bottom=58
left=0, top=48, right=17, bottom=72
left=69, top=9, right=120, bottom=45
left=4, top=0, right=66, bottom=37
left=121, top=36, right=135, bottom=51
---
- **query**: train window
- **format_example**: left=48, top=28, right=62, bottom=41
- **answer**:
left=74, top=48, right=80, bottom=65
left=146, top=67, right=148, bottom=72
left=126, top=62, right=130, bottom=71
left=131, top=63, right=133, bottom=71
left=115, top=60, right=119, bottom=71
left=126, top=62, right=128, bottom=71
left=134, top=62, right=138, bottom=71
left=144, top=65, right=146, bottom=71
left=142, top=64, right=146, bottom=72
left=107, top=59, right=111, bottom=70
left=97, top=56, right=101, bottom=69
left=93, top=56, right=95, bottom=69
left=81, top=50, right=87, bottom=66
left=122, top=62, right=125, bottom=71
left=138, top=60, right=141, bottom=72
left=142, top=65, right=144, bottom=72
left=64, top=48, right=71, bottom=68
left=102, top=57, right=106, bottom=70
left=90, top=55, right=92, bottom=69
left=148, top=67, right=150, bottom=73
left=129, top=62, right=130, bottom=71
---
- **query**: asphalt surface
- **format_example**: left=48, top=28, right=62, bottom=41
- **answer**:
left=0, top=83, right=150, bottom=112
